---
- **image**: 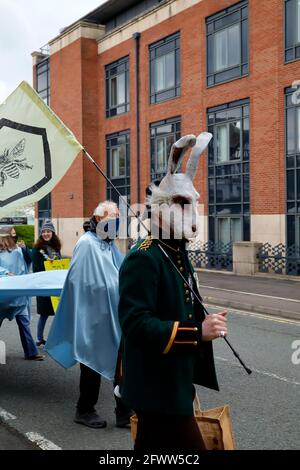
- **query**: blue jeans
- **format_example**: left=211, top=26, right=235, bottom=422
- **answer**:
left=37, top=315, right=48, bottom=342
left=15, top=313, right=38, bottom=358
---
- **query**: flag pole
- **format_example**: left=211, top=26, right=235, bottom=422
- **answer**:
left=82, top=148, right=252, bottom=375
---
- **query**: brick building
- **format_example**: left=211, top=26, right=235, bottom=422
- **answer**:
left=32, top=0, right=300, bottom=257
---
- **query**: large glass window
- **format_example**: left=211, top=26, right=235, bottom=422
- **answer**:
left=106, top=131, right=130, bottom=203
left=106, top=57, right=129, bottom=117
left=36, top=57, right=50, bottom=105
left=150, top=117, right=181, bottom=180
left=38, top=194, right=52, bottom=231
left=218, top=217, right=242, bottom=244
left=206, top=0, right=248, bottom=87
left=149, top=32, right=180, bottom=104
left=36, top=57, right=51, bottom=223
left=208, top=99, right=250, bottom=243
left=285, top=0, right=300, bottom=62
left=285, top=87, right=300, bottom=247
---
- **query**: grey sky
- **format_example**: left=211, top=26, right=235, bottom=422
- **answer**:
left=0, top=0, right=105, bottom=103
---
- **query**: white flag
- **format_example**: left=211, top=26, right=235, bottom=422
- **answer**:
left=0, top=81, right=83, bottom=216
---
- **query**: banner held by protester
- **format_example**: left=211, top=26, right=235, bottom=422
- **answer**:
left=0, top=81, right=83, bottom=216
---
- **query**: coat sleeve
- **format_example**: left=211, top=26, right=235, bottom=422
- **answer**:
left=31, top=248, right=45, bottom=273
left=119, top=249, right=203, bottom=355
left=0, top=266, right=9, bottom=276
left=118, top=250, right=174, bottom=354
left=21, top=247, right=32, bottom=268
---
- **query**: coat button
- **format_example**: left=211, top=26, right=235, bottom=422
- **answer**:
left=179, top=267, right=184, bottom=272
left=185, top=290, right=189, bottom=295
left=188, top=314, right=193, bottom=319
left=193, top=341, right=198, bottom=346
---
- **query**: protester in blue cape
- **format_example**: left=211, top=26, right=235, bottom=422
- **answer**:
left=0, top=225, right=44, bottom=361
left=45, top=200, right=132, bottom=429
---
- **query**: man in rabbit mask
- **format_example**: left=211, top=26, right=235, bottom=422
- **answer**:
left=118, top=133, right=228, bottom=451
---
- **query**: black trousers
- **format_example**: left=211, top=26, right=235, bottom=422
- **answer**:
left=77, top=363, right=131, bottom=416
left=134, top=412, right=206, bottom=452
left=77, top=363, right=101, bottom=413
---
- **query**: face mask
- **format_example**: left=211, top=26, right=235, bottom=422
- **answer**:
left=97, top=218, right=120, bottom=240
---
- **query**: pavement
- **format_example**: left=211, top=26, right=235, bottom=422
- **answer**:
left=196, top=270, right=300, bottom=320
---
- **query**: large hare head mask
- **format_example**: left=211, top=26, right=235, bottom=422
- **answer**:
left=148, top=132, right=212, bottom=240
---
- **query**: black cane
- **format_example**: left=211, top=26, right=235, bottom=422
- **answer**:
left=83, top=148, right=252, bottom=375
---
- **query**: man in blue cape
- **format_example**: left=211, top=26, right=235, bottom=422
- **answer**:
left=45, top=200, right=132, bottom=429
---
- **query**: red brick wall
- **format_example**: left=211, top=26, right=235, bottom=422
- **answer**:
left=49, top=39, right=84, bottom=219
left=48, top=0, right=300, bottom=219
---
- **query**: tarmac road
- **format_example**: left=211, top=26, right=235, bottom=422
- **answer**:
left=197, top=271, right=300, bottom=320
left=0, top=303, right=299, bottom=450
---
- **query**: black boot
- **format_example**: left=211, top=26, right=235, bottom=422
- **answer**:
left=74, top=409, right=107, bottom=429
left=114, top=395, right=133, bottom=428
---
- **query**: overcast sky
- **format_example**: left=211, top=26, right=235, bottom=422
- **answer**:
left=0, top=0, right=106, bottom=103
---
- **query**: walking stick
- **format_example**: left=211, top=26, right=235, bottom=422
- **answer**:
left=83, top=148, right=252, bottom=375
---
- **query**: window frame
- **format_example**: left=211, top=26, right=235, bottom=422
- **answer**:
left=150, top=116, right=181, bottom=180
left=149, top=32, right=180, bottom=104
left=207, top=99, right=250, bottom=244
left=284, top=0, right=300, bottom=63
left=106, top=130, right=131, bottom=204
left=206, top=0, right=248, bottom=87
left=216, top=216, right=243, bottom=244
left=105, top=56, right=130, bottom=118
left=36, top=58, right=50, bottom=105
left=285, top=87, right=300, bottom=248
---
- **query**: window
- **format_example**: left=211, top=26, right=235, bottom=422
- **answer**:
left=285, top=87, right=300, bottom=247
left=208, top=99, right=250, bottom=243
left=38, top=194, right=51, bottom=231
left=106, top=57, right=129, bottom=117
left=216, top=121, right=241, bottom=162
left=218, top=217, right=242, bottom=244
left=206, top=1, right=248, bottom=86
left=297, top=216, right=300, bottom=246
left=111, top=146, right=126, bottom=178
left=149, top=32, right=180, bottom=104
left=36, top=57, right=51, bottom=224
left=36, top=58, right=50, bottom=105
left=285, top=0, right=300, bottom=62
left=150, top=117, right=181, bottom=180
left=106, top=131, right=130, bottom=203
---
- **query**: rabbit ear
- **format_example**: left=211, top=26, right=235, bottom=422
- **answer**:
left=167, top=135, right=196, bottom=175
left=186, top=132, right=212, bottom=181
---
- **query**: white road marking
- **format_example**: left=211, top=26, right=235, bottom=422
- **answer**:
left=216, top=356, right=300, bottom=386
left=207, top=304, right=300, bottom=325
left=199, top=285, right=300, bottom=303
left=25, top=432, right=62, bottom=450
left=0, top=407, right=16, bottom=421
left=0, top=407, right=61, bottom=450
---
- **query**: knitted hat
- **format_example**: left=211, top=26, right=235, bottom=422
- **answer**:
left=40, top=219, right=55, bottom=233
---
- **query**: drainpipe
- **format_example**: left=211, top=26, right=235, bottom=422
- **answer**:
left=133, top=32, right=141, bottom=203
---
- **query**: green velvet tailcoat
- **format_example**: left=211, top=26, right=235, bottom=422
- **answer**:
left=118, top=237, right=219, bottom=416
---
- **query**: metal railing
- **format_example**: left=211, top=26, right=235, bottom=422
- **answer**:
left=258, top=243, right=300, bottom=276
left=188, top=240, right=233, bottom=271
